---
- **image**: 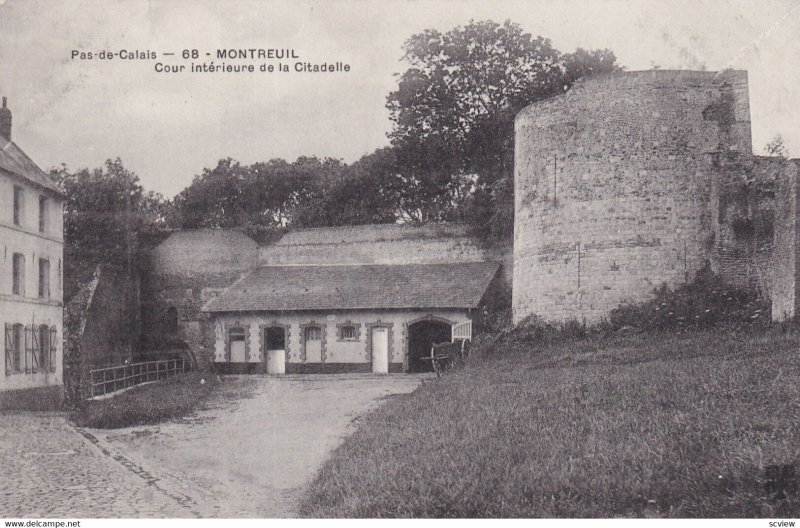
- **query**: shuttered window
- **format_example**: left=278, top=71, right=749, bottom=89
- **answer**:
left=49, top=326, right=57, bottom=372
left=4, top=323, right=24, bottom=373
left=27, top=324, right=39, bottom=373
left=3, top=324, right=56, bottom=374
left=38, top=325, right=49, bottom=370
left=4, top=324, right=14, bottom=375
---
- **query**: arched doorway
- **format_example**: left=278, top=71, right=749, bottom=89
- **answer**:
left=407, top=319, right=452, bottom=373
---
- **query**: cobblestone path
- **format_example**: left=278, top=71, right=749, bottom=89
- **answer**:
left=0, top=413, right=203, bottom=518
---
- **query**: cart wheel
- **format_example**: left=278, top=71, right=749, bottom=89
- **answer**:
left=432, top=359, right=442, bottom=378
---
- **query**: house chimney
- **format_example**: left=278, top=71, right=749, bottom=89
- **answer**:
left=0, top=97, right=11, bottom=140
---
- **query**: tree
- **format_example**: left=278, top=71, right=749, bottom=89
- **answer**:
left=387, top=19, right=621, bottom=240
left=170, top=158, right=250, bottom=228
left=563, top=48, right=620, bottom=86
left=292, top=148, right=399, bottom=227
left=171, top=156, right=345, bottom=229
left=50, top=158, right=168, bottom=301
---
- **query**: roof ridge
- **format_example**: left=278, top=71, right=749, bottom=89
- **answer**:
left=253, top=260, right=494, bottom=269
left=202, top=261, right=500, bottom=313
left=0, top=139, right=63, bottom=196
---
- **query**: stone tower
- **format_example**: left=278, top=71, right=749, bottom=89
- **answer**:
left=512, top=70, right=752, bottom=324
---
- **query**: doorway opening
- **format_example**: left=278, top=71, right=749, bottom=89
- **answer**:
left=407, top=320, right=451, bottom=373
left=265, top=326, right=286, bottom=374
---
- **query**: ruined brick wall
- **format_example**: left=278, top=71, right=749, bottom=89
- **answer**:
left=710, top=156, right=781, bottom=297
left=513, top=70, right=751, bottom=324
left=772, top=160, right=800, bottom=321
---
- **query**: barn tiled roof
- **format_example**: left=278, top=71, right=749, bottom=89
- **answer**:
left=201, top=261, right=500, bottom=313
left=0, top=138, right=63, bottom=196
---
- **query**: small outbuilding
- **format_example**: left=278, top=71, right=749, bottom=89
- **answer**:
left=200, top=261, right=499, bottom=373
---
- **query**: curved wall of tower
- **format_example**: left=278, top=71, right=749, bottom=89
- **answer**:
left=512, top=70, right=752, bottom=324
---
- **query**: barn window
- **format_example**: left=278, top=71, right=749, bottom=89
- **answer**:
left=340, top=325, right=357, bottom=341
left=229, top=327, right=245, bottom=342
left=12, top=253, right=25, bottom=295
left=305, top=326, right=321, bottom=341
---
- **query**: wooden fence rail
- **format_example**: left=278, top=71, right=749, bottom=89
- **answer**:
left=89, top=358, right=188, bottom=399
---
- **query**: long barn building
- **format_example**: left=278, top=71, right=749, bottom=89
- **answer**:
left=145, top=224, right=508, bottom=374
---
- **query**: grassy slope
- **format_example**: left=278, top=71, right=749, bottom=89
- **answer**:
left=300, top=329, right=800, bottom=518
left=72, top=371, right=218, bottom=429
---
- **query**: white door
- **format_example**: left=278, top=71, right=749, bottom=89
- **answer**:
left=267, top=348, right=285, bottom=374
left=265, top=327, right=286, bottom=374
left=371, top=327, right=389, bottom=374
left=305, top=327, right=322, bottom=364
left=230, top=339, right=246, bottom=363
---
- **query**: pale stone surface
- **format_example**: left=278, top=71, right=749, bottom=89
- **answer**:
left=97, top=374, right=427, bottom=517
left=512, top=69, right=791, bottom=324
left=0, top=375, right=426, bottom=518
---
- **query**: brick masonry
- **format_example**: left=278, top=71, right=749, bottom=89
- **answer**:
left=772, top=161, right=800, bottom=320
left=513, top=69, right=799, bottom=324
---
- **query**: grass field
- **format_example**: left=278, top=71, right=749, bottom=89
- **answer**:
left=71, top=371, right=218, bottom=429
left=299, top=328, right=800, bottom=518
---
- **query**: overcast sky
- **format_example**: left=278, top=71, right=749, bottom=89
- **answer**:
left=0, top=0, right=798, bottom=197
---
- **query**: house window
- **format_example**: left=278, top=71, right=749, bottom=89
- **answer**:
left=12, top=253, right=25, bottom=296
left=340, top=325, right=357, bottom=340
left=305, top=326, right=321, bottom=341
left=12, top=323, right=23, bottom=372
left=38, top=196, right=47, bottom=233
left=13, top=186, right=23, bottom=226
left=38, top=325, right=50, bottom=370
left=38, top=258, right=50, bottom=299
left=49, top=326, right=57, bottom=372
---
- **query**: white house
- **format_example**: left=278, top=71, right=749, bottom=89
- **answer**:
left=0, top=97, right=65, bottom=405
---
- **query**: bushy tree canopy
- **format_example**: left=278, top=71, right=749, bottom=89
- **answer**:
left=50, top=158, right=168, bottom=300
left=171, top=156, right=348, bottom=229
left=387, top=20, right=621, bottom=241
